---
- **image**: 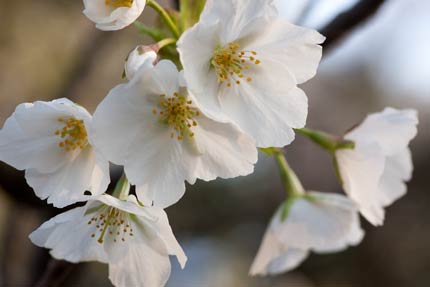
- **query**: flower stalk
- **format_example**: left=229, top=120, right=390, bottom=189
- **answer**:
left=146, top=0, right=180, bottom=39
left=296, top=127, right=355, bottom=154
left=157, top=37, right=177, bottom=50
left=272, top=148, right=305, bottom=198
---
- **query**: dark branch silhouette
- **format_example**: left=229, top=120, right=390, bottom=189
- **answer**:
left=321, top=0, right=386, bottom=51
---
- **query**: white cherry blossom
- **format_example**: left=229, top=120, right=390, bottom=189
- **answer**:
left=29, top=194, right=186, bottom=287
left=83, top=0, right=146, bottom=31
left=336, top=108, right=418, bottom=226
left=177, top=0, right=325, bottom=147
left=250, top=192, right=363, bottom=276
left=0, top=99, right=110, bottom=208
left=92, top=60, right=258, bottom=208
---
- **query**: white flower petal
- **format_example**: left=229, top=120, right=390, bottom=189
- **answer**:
left=109, top=242, right=171, bottom=287
left=178, top=21, right=229, bottom=123
left=377, top=148, right=413, bottom=207
left=87, top=152, right=111, bottom=197
left=219, top=83, right=307, bottom=147
left=272, top=192, right=364, bottom=252
left=345, top=108, right=418, bottom=156
left=29, top=206, right=109, bottom=263
left=249, top=227, right=308, bottom=276
left=96, top=194, right=157, bottom=219
left=336, top=144, right=386, bottom=226
left=0, top=103, right=75, bottom=173
left=199, top=0, right=278, bottom=42
left=129, top=136, right=187, bottom=208
left=92, top=84, right=143, bottom=165
left=186, top=114, right=257, bottom=180
left=243, top=19, right=325, bottom=84
left=25, top=147, right=106, bottom=208
left=136, top=206, right=187, bottom=268
left=266, top=248, right=309, bottom=276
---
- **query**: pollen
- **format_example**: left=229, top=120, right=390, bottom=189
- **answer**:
left=153, top=93, right=200, bottom=141
left=88, top=206, right=134, bottom=244
left=105, top=0, right=133, bottom=8
left=211, top=42, right=261, bottom=87
left=55, top=117, right=88, bottom=152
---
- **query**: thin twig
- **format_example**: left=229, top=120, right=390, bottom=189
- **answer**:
left=320, top=0, right=386, bottom=51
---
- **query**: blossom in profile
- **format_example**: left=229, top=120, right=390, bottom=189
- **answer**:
left=0, top=99, right=110, bottom=207
left=83, top=0, right=146, bottom=31
left=177, top=0, right=325, bottom=147
left=29, top=194, right=186, bottom=287
left=336, top=108, right=418, bottom=226
left=250, top=192, right=363, bottom=276
left=92, top=60, right=257, bottom=208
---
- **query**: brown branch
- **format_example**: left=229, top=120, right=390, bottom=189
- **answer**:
left=321, top=0, right=386, bottom=51
left=33, top=259, right=75, bottom=287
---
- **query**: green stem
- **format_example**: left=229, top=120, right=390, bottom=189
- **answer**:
left=296, top=127, right=355, bottom=154
left=273, top=149, right=305, bottom=197
left=157, top=37, right=176, bottom=50
left=147, top=0, right=180, bottom=39
left=112, top=173, right=130, bottom=201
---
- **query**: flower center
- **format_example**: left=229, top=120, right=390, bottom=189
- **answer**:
left=211, top=42, right=261, bottom=87
left=55, top=117, right=88, bottom=152
left=88, top=206, right=134, bottom=244
left=105, top=0, right=133, bottom=8
left=152, top=93, right=200, bottom=141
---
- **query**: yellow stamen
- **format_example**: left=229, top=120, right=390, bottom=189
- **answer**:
left=153, top=92, right=200, bottom=141
left=211, top=42, right=261, bottom=87
left=88, top=206, right=133, bottom=244
left=55, top=117, right=88, bottom=152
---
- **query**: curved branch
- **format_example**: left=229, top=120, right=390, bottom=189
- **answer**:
left=321, top=0, right=386, bottom=51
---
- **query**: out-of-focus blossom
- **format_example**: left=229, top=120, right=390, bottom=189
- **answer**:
left=336, top=108, right=418, bottom=226
left=250, top=192, right=363, bottom=275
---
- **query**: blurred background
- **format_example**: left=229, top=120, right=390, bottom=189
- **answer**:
left=0, top=0, right=429, bottom=286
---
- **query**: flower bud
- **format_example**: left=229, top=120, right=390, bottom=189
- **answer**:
left=124, top=45, right=158, bottom=80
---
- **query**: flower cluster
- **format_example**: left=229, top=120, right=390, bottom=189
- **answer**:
left=0, top=0, right=419, bottom=286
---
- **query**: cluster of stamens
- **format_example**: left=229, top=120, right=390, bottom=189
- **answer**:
left=211, top=42, right=261, bottom=87
left=105, top=0, right=133, bottom=8
left=88, top=206, right=134, bottom=244
left=152, top=93, right=200, bottom=140
left=55, top=117, right=88, bottom=152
